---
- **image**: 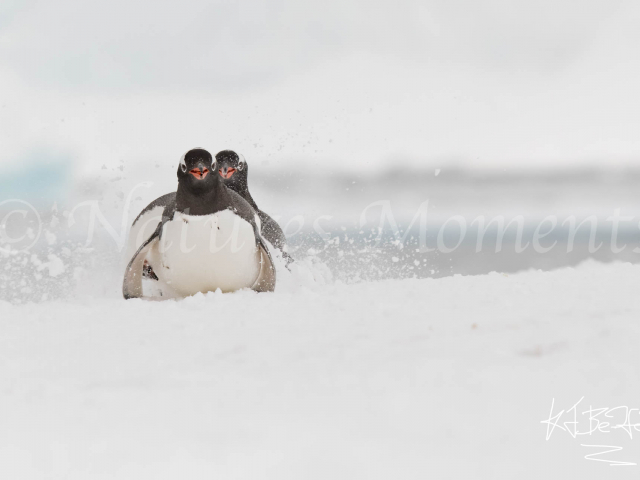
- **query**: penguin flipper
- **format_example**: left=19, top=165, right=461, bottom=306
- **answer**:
left=251, top=233, right=276, bottom=293
left=123, top=225, right=161, bottom=299
left=258, top=210, right=293, bottom=265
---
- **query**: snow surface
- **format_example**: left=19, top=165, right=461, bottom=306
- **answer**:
left=1, top=260, right=639, bottom=479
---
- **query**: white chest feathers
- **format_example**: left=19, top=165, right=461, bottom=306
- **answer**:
left=147, top=210, right=260, bottom=296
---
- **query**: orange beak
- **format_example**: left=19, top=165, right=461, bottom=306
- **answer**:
left=219, top=167, right=236, bottom=179
left=190, top=168, right=209, bottom=180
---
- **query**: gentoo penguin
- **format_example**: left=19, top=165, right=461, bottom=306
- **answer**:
left=123, top=148, right=276, bottom=299
left=216, top=150, right=292, bottom=263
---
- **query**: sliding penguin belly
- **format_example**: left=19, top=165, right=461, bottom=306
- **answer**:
left=147, top=209, right=261, bottom=296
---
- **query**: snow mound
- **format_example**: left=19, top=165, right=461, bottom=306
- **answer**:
left=0, top=260, right=638, bottom=479
left=270, top=246, right=333, bottom=293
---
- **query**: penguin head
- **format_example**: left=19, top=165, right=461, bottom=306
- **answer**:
left=216, top=150, right=248, bottom=191
left=177, top=148, right=218, bottom=191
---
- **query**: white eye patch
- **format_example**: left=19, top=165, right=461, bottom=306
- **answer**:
left=179, top=152, right=187, bottom=172
left=238, top=153, right=246, bottom=170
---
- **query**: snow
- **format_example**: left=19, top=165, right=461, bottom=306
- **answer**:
left=1, top=260, right=638, bottom=479
left=31, top=253, right=65, bottom=278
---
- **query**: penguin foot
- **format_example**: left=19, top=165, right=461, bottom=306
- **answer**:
left=143, top=261, right=159, bottom=281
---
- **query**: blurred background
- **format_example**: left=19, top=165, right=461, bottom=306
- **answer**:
left=1, top=0, right=640, bottom=301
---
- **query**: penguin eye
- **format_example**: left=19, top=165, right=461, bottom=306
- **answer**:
left=237, top=154, right=245, bottom=171
left=237, top=162, right=244, bottom=171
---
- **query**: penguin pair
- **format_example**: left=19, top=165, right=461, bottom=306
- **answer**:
left=123, top=148, right=280, bottom=299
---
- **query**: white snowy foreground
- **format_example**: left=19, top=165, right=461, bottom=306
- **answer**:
left=1, top=261, right=640, bottom=479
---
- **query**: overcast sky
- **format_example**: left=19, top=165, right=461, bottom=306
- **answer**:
left=1, top=0, right=639, bottom=175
